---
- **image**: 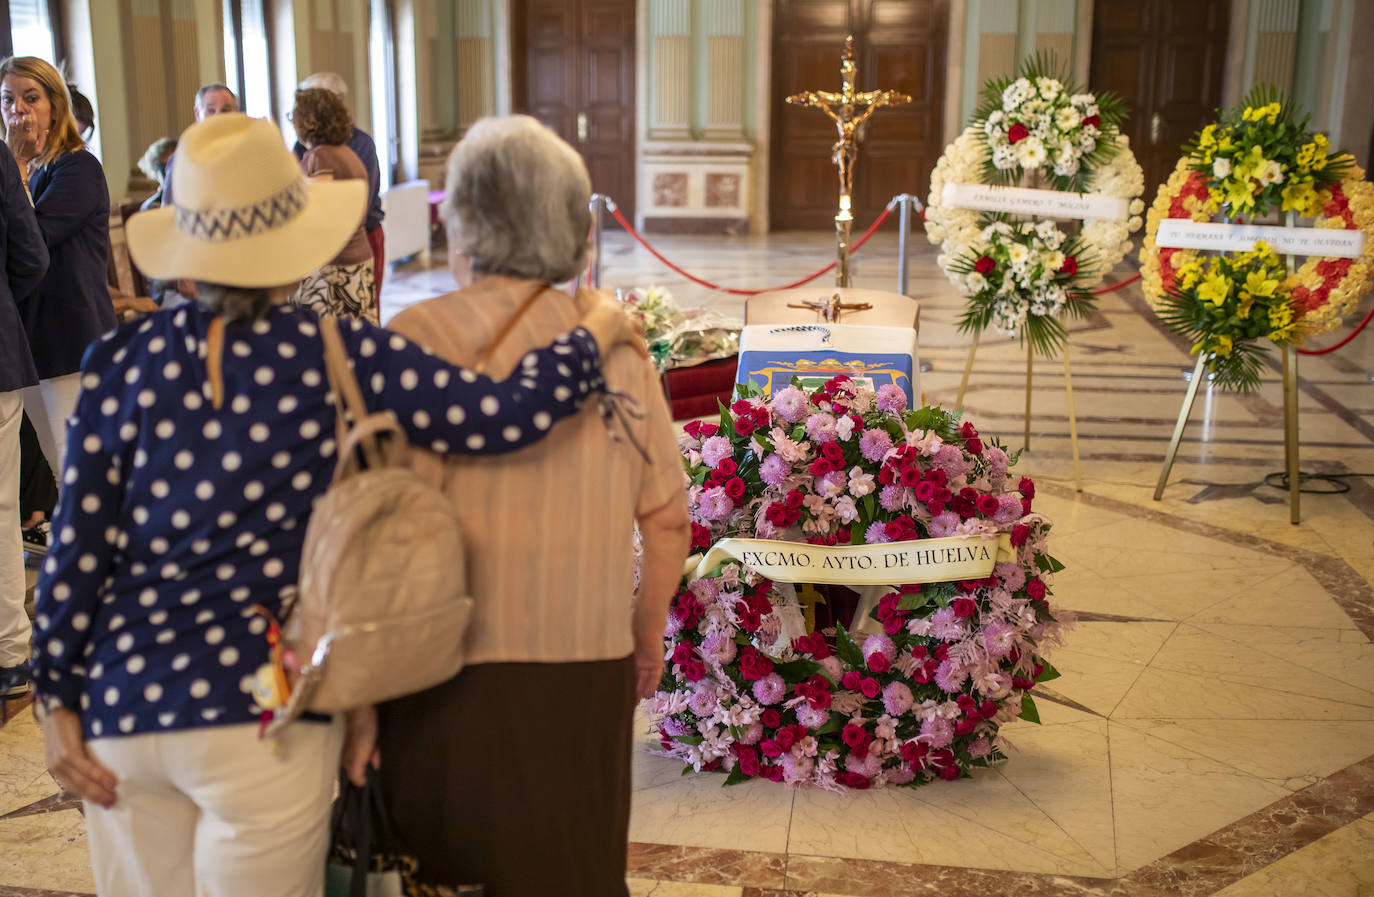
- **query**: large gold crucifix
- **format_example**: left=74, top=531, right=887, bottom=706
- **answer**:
left=786, top=35, right=910, bottom=287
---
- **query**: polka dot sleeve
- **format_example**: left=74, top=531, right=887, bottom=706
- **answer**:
left=30, top=348, right=127, bottom=712
left=343, top=319, right=606, bottom=453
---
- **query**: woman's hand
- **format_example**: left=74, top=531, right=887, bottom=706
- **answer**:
left=4, top=114, right=43, bottom=169
left=41, top=708, right=118, bottom=808
left=342, top=705, right=380, bottom=787
left=575, top=287, right=648, bottom=360
left=632, top=625, right=666, bottom=701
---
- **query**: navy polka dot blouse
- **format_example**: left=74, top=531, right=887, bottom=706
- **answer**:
left=31, top=302, right=605, bottom=740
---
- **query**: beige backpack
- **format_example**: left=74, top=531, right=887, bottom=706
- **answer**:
left=264, top=316, right=474, bottom=735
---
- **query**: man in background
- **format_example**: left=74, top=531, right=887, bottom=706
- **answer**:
left=160, top=83, right=238, bottom=304
left=294, top=73, right=386, bottom=307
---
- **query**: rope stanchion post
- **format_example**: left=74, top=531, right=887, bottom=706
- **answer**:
left=888, top=193, right=925, bottom=298
left=589, top=193, right=606, bottom=288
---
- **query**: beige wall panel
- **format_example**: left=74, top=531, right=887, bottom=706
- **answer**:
left=1034, top=33, right=1073, bottom=65
left=706, top=35, right=744, bottom=132
left=1253, top=32, right=1296, bottom=91
left=458, top=37, right=495, bottom=127
left=977, top=34, right=1017, bottom=87
left=653, top=34, right=691, bottom=131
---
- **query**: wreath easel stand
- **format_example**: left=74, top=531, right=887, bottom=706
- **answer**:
left=1153, top=212, right=1303, bottom=523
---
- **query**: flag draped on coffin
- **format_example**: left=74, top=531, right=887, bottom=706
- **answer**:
left=736, top=323, right=921, bottom=405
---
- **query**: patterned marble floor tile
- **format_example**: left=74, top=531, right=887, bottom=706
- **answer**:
left=628, top=770, right=796, bottom=855
left=1192, top=622, right=1374, bottom=695
left=1107, top=722, right=1296, bottom=871
left=1044, top=647, right=1158, bottom=718
left=627, top=878, right=745, bottom=897
left=1112, top=665, right=1374, bottom=721
left=1192, top=565, right=1364, bottom=630
left=0, top=811, right=94, bottom=894
left=1207, top=813, right=1374, bottom=897
left=1056, top=621, right=1180, bottom=667
left=0, top=713, right=60, bottom=819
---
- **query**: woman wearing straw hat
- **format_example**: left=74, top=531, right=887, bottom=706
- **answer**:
left=27, top=112, right=642, bottom=897
left=1, top=57, right=115, bottom=488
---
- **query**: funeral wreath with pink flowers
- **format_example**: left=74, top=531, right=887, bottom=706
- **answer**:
left=647, top=376, right=1072, bottom=789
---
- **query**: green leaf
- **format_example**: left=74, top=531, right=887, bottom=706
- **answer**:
left=716, top=398, right=737, bottom=438
left=723, top=767, right=749, bottom=786
left=834, top=621, right=864, bottom=668
left=670, top=734, right=703, bottom=745
left=1044, top=555, right=1066, bottom=574
left=681, top=765, right=693, bottom=776
left=897, top=591, right=932, bottom=612
left=775, top=658, right=822, bottom=680
left=815, top=713, right=845, bottom=735
left=861, top=493, right=877, bottom=518
left=1019, top=694, right=1041, bottom=724
left=1035, top=660, right=1062, bottom=683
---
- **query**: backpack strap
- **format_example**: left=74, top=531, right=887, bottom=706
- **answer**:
left=473, top=281, right=549, bottom=374
left=318, top=316, right=385, bottom=474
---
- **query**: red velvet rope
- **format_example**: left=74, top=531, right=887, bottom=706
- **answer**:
left=1297, top=303, right=1374, bottom=355
left=605, top=205, right=894, bottom=296
left=1088, top=272, right=1141, bottom=295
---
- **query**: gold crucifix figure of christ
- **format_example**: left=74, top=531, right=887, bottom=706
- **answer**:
left=786, top=35, right=910, bottom=287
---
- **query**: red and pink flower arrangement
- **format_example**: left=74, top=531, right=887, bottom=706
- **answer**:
left=649, top=377, right=1071, bottom=789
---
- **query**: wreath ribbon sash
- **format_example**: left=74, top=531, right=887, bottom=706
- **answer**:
left=1155, top=220, right=1366, bottom=258
left=684, top=534, right=1014, bottom=587
left=942, top=182, right=1130, bottom=221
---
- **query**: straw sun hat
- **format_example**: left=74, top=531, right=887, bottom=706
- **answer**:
left=126, top=113, right=364, bottom=288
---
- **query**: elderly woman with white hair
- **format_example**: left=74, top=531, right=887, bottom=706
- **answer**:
left=373, top=115, right=691, bottom=896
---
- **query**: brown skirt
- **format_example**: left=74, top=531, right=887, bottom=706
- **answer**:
left=377, top=656, right=636, bottom=897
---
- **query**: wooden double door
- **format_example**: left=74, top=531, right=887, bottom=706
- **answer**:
left=770, top=0, right=948, bottom=231
left=1090, top=0, right=1231, bottom=195
left=513, top=0, right=636, bottom=220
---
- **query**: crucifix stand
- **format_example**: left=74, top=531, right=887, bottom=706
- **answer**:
left=787, top=36, right=910, bottom=287
left=787, top=292, right=874, bottom=322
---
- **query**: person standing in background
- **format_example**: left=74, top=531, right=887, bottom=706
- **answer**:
left=1, top=56, right=114, bottom=485
left=160, top=83, right=238, bottom=306
left=294, top=72, right=386, bottom=314
left=0, top=139, right=48, bottom=700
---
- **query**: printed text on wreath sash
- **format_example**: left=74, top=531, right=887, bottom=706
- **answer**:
left=687, top=536, right=1015, bottom=586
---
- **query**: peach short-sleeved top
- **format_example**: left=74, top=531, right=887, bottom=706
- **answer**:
left=389, top=282, right=686, bottom=664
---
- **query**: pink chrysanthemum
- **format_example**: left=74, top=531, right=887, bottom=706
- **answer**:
left=982, top=621, right=1017, bottom=658
left=967, top=737, right=992, bottom=759
left=862, top=633, right=897, bottom=662
left=876, top=384, right=907, bottom=413
left=879, top=484, right=906, bottom=512
left=882, top=681, right=914, bottom=716
left=795, top=703, right=830, bottom=729
left=934, top=659, right=968, bottom=694
left=859, top=428, right=893, bottom=462
left=805, top=413, right=838, bottom=442
left=920, top=716, right=954, bottom=748
left=993, top=493, right=1023, bottom=526
left=759, top=453, right=790, bottom=486
left=698, top=487, right=734, bottom=520
left=752, top=673, right=786, bottom=705
left=927, top=510, right=960, bottom=537
left=885, top=765, right=916, bottom=785
left=771, top=386, right=809, bottom=423
left=864, top=521, right=890, bottom=544
left=700, top=436, right=733, bottom=468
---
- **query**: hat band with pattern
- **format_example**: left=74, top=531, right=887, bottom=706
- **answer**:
left=173, top=177, right=309, bottom=243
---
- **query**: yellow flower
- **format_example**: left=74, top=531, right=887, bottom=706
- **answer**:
left=1198, top=124, right=1217, bottom=148
left=1237, top=293, right=1254, bottom=319
left=1242, top=106, right=1258, bottom=122
left=1243, top=269, right=1280, bottom=301
left=1198, top=271, right=1231, bottom=307
left=1224, top=178, right=1257, bottom=211
left=1213, top=334, right=1234, bottom=357
left=1282, top=180, right=1321, bottom=216
left=1268, top=302, right=1294, bottom=330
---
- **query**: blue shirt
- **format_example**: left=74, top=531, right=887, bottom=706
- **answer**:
left=294, top=127, right=384, bottom=232
left=31, top=303, right=604, bottom=739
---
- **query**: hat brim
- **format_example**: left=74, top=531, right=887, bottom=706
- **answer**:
left=126, top=180, right=367, bottom=289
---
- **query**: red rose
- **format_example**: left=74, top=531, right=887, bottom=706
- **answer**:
left=683, top=420, right=703, bottom=439
left=731, top=399, right=753, bottom=415
left=1007, top=122, right=1029, bottom=143
left=860, top=676, right=881, bottom=699
left=703, top=759, right=722, bottom=771
left=900, top=740, right=929, bottom=768
left=952, top=598, right=977, bottom=619
left=933, top=644, right=950, bottom=661
left=841, top=723, right=868, bottom=750
left=1018, top=477, right=1035, bottom=499
left=764, top=765, right=785, bottom=782
left=802, top=674, right=832, bottom=709
left=929, top=748, right=955, bottom=768
left=965, top=437, right=983, bottom=456
left=759, top=740, right=784, bottom=758
left=724, top=477, right=747, bottom=501
left=1022, top=497, right=1033, bottom=515
left=955, top=717, right=978, bottom=735
left=736, top=747, right=760, bottom=777
left=671, top=642, right=694, bottom=665
left=775, top=725, right=799, bottom=751
left=761, top=708, right=782, bottom=729
left=739, top=646, right=774, bottom=681
left=1010, top=524, right=1030, bottom=547
left=822, top=441, right=844, bottom=462
left=699, top=424, right=719, bottom=437
left=974, top=254, right=996, bottom=275
left=837, top=771, right=871, bottom=790
left=716, top=458, right=738, bottom=476
left=1027, top=579, right=1048, bottom=601
left=842, top=671, right=862, bottom=691
left=960, top=422, right=979, bottom=440
left=1059, top=255, right=1078, bottom=276
left=938, top=765, right=963, bottom=781
left=734, top=416, right=755, bottom=436
left=739, top=609, right=761, bottom=632
left=976, top=494, right=1000, bottom=516
left=956, top=694, right=977, bottom=713
left=979, top=700, right=998, bottom=719
left=1083, top=114, right=1100, bottom=129
left=883, top=617, right=904, bottom=636
left=681, top=660, right=706, bottom=682
left=867, top=652, right=890, bottom=674
left=809, top=457, right=835, bottom=476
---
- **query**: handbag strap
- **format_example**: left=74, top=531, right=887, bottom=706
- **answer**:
left=472, top=282, right=549, bottom=374
left=318, top=316, right=384, bottom=473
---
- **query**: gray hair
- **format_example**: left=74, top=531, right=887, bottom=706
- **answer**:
left=194, top=82, right=236, bottom=108
left=441, top=115, right=591, bottom=284
left=195, top=282, right=274, bottom=322
left=138, top=137, right=176, bottom=181
left=299, top=72, right=349, bottom=102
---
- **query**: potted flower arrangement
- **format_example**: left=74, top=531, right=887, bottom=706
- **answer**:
left=649, top=377, right=1071, bottom=789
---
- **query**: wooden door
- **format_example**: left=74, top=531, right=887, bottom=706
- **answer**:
left=770, top=0, right=948, bottom=231
left=514, top=0, right=636, bottom=220
left=1090, top=0, right=1230, bottom=194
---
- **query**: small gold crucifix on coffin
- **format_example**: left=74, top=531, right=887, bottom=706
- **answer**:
left=786, top=35, right=910, bottom=287
left=786, top=292, right=874, bottom=323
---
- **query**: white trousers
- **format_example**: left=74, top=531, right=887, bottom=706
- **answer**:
left=21, top=371, right=83, bottom=482
left=0, top=390, right=27, bottom=667
left=85, top=720, right=344, bottom=897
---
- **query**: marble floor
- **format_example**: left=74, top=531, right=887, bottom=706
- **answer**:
left=3, top=229, right=1373, bottom=896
